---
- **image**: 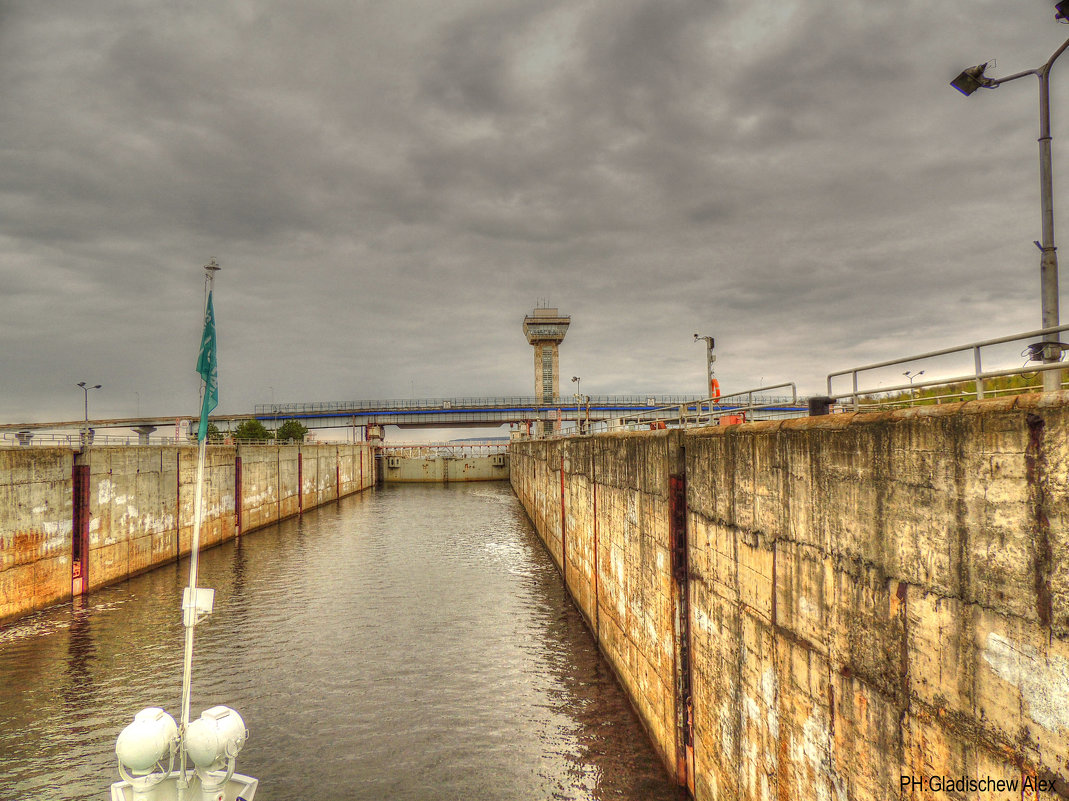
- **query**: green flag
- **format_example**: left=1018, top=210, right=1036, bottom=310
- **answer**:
left=196, top=291, right=218, bottom=441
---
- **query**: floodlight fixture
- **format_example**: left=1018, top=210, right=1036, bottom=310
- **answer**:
left=185, top=705, right=248, bottom=794
left=1057, top=1, right=1069, bottom=22
left=951, top=63, right=993, bottom=96
left=115, top=707, right=178, bottom=793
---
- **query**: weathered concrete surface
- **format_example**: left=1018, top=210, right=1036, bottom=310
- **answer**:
left=511, top=432, right=683, bottom=781
left=0, top=449, right=73, bottom=621
left=0, top=443, right=376, bottom=622
left=382, top=454, right=509, bottom=483
left=512, top=395, right=1069, bottom=801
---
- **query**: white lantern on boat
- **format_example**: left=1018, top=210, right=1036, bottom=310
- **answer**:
left=115, top=707, right=178, bottom=790
left=185, top=705, right=248, bottom=782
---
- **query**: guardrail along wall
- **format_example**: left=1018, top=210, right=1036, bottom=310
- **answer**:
left=0, top=443, right=376, bottom=622
left=511, top=395, right=1069, bottom=801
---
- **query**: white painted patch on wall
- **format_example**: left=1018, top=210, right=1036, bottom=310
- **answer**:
left=140, top=513, right=174, bottom=534
left=97, top=478, right=114, bottom=505
left=741, top=690, right=765, bottom=800
left=789, top=705, right=847, bottom=801
left=982, top=632, right=1069, bottom=732
left=719, top=700, right=735, bottom=761
left=763, top=667, right=779, bottom=743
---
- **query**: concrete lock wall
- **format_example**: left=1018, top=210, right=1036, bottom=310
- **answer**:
left=510, top=433, right=683, bottom=778
left=511, top=395, right=1069, bottom=801
left=0, top=442, right=376, bottom=622
left=0, top=448, right=75, bottom=621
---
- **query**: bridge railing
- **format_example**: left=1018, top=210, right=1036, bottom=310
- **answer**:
left=253, top=394, right=707, bottom=416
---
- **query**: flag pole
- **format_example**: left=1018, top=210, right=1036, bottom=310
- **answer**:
left=178, top=258, right=220, bottom=793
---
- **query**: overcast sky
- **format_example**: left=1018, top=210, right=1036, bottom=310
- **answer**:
left=3, top=0, right=1068, bottom=430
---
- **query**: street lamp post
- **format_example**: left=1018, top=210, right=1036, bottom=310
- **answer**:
left=694, top=333, right=718, bottom=401
left=903, top=369, right=925, bottom=403
left=77, top=381, right=101, bottom=444
left=952, top=13, right=1069, bottom=391
left=571, top=376, right=582, bottom=434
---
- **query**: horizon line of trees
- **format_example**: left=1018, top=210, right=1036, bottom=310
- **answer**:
left=204, top=418, right=309, bottom=443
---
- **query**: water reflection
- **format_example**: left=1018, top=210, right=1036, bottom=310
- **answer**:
left=61, top=599, right=96, bottom=716
left=0, top=483, right=683, bottom=801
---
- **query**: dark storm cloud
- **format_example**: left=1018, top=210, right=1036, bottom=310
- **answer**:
left=1, top=0, right=1065, bottom=432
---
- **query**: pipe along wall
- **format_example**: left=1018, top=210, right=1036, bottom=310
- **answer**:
left=511, top=395, right=1069, bottom=801
left=0, top=443, right=376, bottom=622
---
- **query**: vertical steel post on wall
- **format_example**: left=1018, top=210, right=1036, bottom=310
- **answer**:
left=71, top=463, right=90, bottom=597
left=234, top=456, right=242, bottom=536
left=974, top=346, right=985, bottom=399
left=668, top=464, right=694, bottom=793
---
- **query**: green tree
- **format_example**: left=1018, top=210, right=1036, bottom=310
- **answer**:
left=205, top=422, right=225, bottom=443
left=275, top=419, right=309, bottom=443
left=233, top=419, right=273, bottom=442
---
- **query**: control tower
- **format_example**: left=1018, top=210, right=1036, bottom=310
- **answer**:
left=523, top=306, right=571, bottom=410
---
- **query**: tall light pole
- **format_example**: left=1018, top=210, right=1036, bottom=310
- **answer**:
left=571, top=376, right=582, bottom=433
left=693, top=333, right=719, bottom=401
left=77, top=381, right=101, bottom=444
left=903, top=369, right=925, bottom=403
left=952, top=10, right=1069, bottom=391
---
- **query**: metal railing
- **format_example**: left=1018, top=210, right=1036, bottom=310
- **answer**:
left=12, top=326, right=1069, bottom=451
left=377, top=441, right=510, bottom=457
left=0, top=432, right=195, bottom=448
left=827, top=324, right=1069, bottom=410
left=0, top=433, right=361, bottom=449
left=566, top=382, right=804, bottom=435
left=253, top=394, right=707, bottom=416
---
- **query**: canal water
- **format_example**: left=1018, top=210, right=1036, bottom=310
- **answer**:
left=0, top=483, right=685, bottom=801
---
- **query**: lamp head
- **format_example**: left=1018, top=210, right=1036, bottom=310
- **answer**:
left=185, top=706, right=247, bottom=772
left=78, top=382, right=86, bottom=388
left=951, top=63, right=992, bottom=96
left=116, top=707, right=178, bottom=777
left=1057, top=1, right=1069, bottom=21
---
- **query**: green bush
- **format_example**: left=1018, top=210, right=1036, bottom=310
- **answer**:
left=275, top=419, right=309, bottom=443
left=233, top=419, right=274, bottom=442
